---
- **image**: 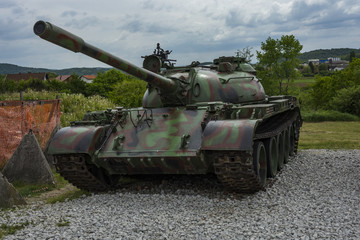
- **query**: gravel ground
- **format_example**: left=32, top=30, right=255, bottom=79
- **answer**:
left=1, top=149, right=359, bottom=239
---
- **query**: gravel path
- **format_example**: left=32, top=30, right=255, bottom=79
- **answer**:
left=1, top=149, right=359, bottom=239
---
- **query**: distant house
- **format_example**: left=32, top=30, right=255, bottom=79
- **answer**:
left=4, top=72, right=48, bottom=82
left=307, top=57, right=349, bottom=71
left=308, top=59, right=319, bottom=65
left=328, top=59, right=349, bottom=71
left=80, top=75, right=96, bottom=83
left=55, top=75, right=72, bottom=83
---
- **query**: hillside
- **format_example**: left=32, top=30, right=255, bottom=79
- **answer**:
left=0, top=63, right=111, bottom=75
left=2, top=48, right=359, bottom=74
left=299, top=48, right=360, bottom=62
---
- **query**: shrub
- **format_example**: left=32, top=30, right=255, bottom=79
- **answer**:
left=302, top=110, right=360, bottom=122
left=329, top=85, right=360, bottom=117
left=0, top=90, right=115, bottom=126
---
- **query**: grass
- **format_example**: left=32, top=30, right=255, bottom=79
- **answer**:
left=12, top=170, right=69, bottom=198
left=301, top=110, right=360, bottom=122
left=299, top=121, right=360, bottom=149
left=0, top=222, right=30, bottom=239
left=292, top=76, right=315, bottom=87
left=46, top=189, right=90, bottom=204
left=294, top=76, right=316, bottom=84
left=55, top=218, right=70, bottom=227
left=12, top=182, right=55, bottom=198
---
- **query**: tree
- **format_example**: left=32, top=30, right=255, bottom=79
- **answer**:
left=108, top=79, right=147, bottom=107
left=318, top=63, right=329, bottom=76
left=256, top=35, right=303, bottom=94
left=86, top=69, right=133, bottom=97
left=309, top=61, right=315, bottom=74
left=68, top=74, right=87, bottom=95
left=350, top=51, right=356, bottom=63
left=236, top=46, right=254, bottom=63
left=310, top=58, right=360, bottom=110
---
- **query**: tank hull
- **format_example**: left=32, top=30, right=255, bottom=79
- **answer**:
left=49, top=98, right=301, bottom=193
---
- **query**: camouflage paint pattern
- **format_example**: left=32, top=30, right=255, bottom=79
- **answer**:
left=48, top=126, right=105, bottom=155
left=33, top=21, right=177, bottom=92
left=188, top=69, right=265, bottom=105
left=35, top=20, right=302, bottom=177
left=201, top=120, right=258, bottom=150
left=99, top=108, right=207, bottom=159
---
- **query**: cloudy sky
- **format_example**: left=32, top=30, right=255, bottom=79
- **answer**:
left=1, top=0, right=359, bottom=69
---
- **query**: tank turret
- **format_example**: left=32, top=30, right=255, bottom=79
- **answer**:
left=33, top=20, right=266, bottom=108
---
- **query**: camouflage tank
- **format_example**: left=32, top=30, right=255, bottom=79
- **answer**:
left=34, top=20, right=302, bottom=193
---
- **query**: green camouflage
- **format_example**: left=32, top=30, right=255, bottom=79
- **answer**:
left=34, top=20, right=302, bottom=192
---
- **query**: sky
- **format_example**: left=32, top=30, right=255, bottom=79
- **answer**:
left=1, top=0, right=359, bottom=69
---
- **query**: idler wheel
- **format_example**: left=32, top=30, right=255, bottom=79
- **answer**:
left=253, top=141, right=267, bottom=187
left=264, top=136, right=278, bottom=178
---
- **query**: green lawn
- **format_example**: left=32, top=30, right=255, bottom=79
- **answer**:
left=292, top=77, right=315, bottom=88
left=299, top=121, right=360, bottom=149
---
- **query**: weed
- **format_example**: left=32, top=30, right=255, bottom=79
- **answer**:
left=0, top=221, right=29, bottom=238
left=56, top=218, right=70, bottom=227
left=12, top=182, right=55, bottom=198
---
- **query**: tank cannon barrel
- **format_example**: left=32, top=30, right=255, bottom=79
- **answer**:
left=33, top=20, right=177, bottom=92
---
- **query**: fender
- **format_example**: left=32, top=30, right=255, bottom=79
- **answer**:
left=201, top=120, right=259, bottom=151
left=47, top=126, right=106, bottom=155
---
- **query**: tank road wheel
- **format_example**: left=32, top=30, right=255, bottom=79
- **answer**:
left=253, top=141, right=267, bottom=187
left=264, top=137, right=278, bottom=178
left=289, top=124, right=295, bottom=156
left=277, top=132, right=285, bottom=170
left=283, top=128, right=290, bottom=164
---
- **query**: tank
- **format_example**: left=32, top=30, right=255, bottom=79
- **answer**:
left=34, top=20, right=302, bottom=193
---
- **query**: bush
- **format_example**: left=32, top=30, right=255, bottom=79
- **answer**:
left=0, top=90, right=115, bottom=126
left=302, top=110, right=360, bottom=122
left=108, top=80, right=147, bottom=108
left=330, top=85, right=360, bottom=117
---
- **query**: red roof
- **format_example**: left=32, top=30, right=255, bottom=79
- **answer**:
left=5, top=72, right=48, bottom=82
left=81, top=75, right=96, bottom=80
left=55, top=75, right=72, bottom=82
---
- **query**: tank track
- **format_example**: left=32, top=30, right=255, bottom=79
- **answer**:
left=54, top=154, right=111, bottom=192
left=214, top=109, right=301, bottom=193
left=214, top=151, right=264, bottom=193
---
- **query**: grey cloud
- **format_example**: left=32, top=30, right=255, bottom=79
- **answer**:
left=61, top=10, right=78, bottom=17
left=120, top=16, right=174, bottom=34
left=0, top=18, right=32, bottom=41
left=287, top=0, right=359, bottom=29
left=64, top=16, right=100, bottom=29
left=0, top=0, right=16, bottom=8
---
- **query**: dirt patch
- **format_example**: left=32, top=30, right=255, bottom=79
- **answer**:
left=25, top=184, right=78, bottom=204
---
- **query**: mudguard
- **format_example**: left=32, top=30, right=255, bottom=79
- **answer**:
left=47, top=126, right=105, bottom=155
left=202, top=120, right=258, bottom=151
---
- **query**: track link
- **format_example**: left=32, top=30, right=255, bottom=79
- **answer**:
left=54, top=154, right=110, bottom=192
left=214, top=151, right=264, bottom=193
left=214, top=109, right=301, bottom=193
